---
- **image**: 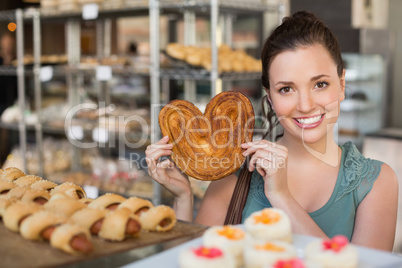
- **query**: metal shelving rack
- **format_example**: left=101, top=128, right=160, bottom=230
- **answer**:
left=1, top=0, right=284, bottom=205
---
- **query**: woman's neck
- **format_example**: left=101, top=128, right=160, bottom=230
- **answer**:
left=278, top=130, right=341, bottom=168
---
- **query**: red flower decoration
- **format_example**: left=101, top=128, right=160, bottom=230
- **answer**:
left=322, top=235, right=349, bottom=252
left=193, top=246, right=223, bottom=259
left=273, top=258, right=305, bottom=268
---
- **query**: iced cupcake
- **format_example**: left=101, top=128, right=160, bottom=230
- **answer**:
left=244, top=240, right=297, bottom=268
left=304, top=235, right=358, bottom=268
left=244, top=208, right=292, bottom=243
left=203, top=225, right=247, bottom=267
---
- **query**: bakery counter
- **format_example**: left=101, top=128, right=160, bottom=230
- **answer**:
left=0, top=219, right=207, bottom=268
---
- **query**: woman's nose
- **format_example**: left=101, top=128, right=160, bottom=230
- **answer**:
left=296, top=91, right=316, bottom=113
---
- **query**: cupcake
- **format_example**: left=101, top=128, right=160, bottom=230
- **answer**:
left=203, top=225, right=247, bottom=267
left=244, top=240, right=297, bottom=268
left=304, top=235, right=358, bottom=268
left=179, top=246, right=236, bottom=268
left=244, top=208, right=292, bottom=242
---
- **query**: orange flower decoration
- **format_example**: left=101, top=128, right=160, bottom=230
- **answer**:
left=253, top=209, right=280, bottom=225
left=217, top=226, right=245, bottom=240
left=255, top=242, right=285, bottom=252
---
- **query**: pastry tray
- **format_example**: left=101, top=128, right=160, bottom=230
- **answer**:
left=0, top=220, right=207, bottom=268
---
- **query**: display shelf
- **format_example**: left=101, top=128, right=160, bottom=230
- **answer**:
left=160, top=67, right=261, bottom=81
left=0, top=66, right=17, bottom=76
left=159, top=0, right=279, bottom=13
left=0, top=10, right=16, bottom=21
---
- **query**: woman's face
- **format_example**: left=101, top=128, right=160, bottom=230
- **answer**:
left=268, top=44, right=345, bottom=145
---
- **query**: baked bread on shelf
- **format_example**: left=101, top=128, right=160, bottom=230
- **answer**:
left=159, top=91, right=255, bottom=181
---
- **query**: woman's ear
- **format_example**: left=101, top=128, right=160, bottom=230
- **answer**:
left=264, top=88, right=274, bottom=110
left=340, top=69, right=346, bottom=101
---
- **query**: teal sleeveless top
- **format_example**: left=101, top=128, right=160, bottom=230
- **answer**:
left=241, top=142, right=383, bottom=240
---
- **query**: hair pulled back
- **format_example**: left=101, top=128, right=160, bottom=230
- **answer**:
left=261, top=11, right=344, bottom=140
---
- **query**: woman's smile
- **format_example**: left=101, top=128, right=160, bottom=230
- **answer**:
left=293, top=114, right=325, bottom=129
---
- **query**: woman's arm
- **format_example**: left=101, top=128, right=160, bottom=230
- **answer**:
left=351, top=163, right=398, bottom=251
left=194, top=174, right=238, bottom=226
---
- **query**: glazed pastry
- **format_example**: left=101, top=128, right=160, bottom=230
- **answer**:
left=99, top=207, right=141, bottom=241
left=88, top=193, right=126, bottom=211
left=14, top=175, right=43, bottom=187
left=50, top=223, right=93, bottom=255
left=166, top=43, right=186, bottom=60
left=70, top=207, right=107, bottom=235
left=49, top=192, right=70, bottom=201
left=0, top=196, right=19, bottom=218
left=20, top=210, right=66, bottom=241
left=139, top=205, right=177, bottom=232
left=31, top=180, right=58, bottom=192
left=0, top=167, right=26, bottom=181
left=50, top=182, right=87, bottom=199
left=3, top=201, right=42, bottom=232
left=21, top=189, right=51, bottom=205
left=118, top=197, right=154, bottom=216
left=44, top=198, right=87, bottom=217
left=158, top=91, right=255, bottom=181
left=0, top=180, right=16, bottom=195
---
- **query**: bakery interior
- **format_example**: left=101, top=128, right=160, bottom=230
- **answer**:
left=1, top=0, right=402, bottom=266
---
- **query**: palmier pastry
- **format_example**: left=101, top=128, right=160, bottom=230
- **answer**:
left=31, top=180, right=58, bottom=192
left=21, top=189, right=50, bottom=205
left=99, top=207, right=141, bottom=241
left=88, top=193, right=126, bottom=211
left=20, top=210, right=66, bottom=241
left=159, top=91, right=255, bottom=180
left=0, top=168, right=3, bottom=175
left=50, top=182, right=87, bottom=199
left=118, top=197, right=154, bottom=216
left=0, top=180, right=16, bottom=195
left=70, top=207, right=107, bottom=235
left=3, top=201, right=42, bottom=232
left=1, top=167, right=26, bottom=181
left=14, top=175, right=43, bottom=187
left=44, top=198, right=87, bottom=217
left=139, top=205, right=176, bottom=232
left=50, top=223, right=93, bottom=255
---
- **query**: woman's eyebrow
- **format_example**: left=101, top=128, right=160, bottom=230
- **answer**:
left=274, top=74, right=330, bottom=87
left=310, top=74, right=330, bottom=81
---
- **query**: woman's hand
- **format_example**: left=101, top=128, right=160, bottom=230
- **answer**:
left=145, top=136, right=192, bottom=199
left=241, top=140, right=290, bottom=200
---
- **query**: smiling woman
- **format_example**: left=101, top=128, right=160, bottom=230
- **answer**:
left=145, top=11, right=398, bottom=252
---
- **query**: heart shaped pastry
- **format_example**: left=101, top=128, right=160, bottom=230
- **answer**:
left=159, top=91, right=255, bottom=181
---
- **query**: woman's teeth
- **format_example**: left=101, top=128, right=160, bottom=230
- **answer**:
left=295, top=115, right=322, bottom=124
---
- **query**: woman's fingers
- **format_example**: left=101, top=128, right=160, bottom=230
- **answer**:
left=242, top=140, right=287, bottom=158
left=248, top=148, right=287, bottom=176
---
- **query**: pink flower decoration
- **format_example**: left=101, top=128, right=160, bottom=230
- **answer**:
left=322, top=235, right=349, bottom=252
left=273, top=258, right=305, bottom=268
left=193, top=246, right=223, bottom=258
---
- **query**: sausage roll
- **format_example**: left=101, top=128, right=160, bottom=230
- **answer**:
left=118, top=197, right=154, bottom=216
left=14, top=175, right=43, bottom=187
left=99, top=207, right=141, bottom=241
left=70, top=207, right=107, bottom=235
left=3, top=201, right=42, bottom=232
left=0, top=167, right=26, bottom=181
left=50, top=182, right=87, bottom=200
left=21, top=189, right=51, bottom=205
left=30, top=180, right=58, bottom=192
left=20, top=210, right=67, bottom=241
left=50, top=223, right=93, bottom=255
left=0, top=180, right=16, bottom=195
left=0, top=196, right=19, bottom=218
left=44, top=198, right=87, bottom=217
left=140, top=205, right=177, bottom=232
left=88, top=193, right=126, bottom=211
left=79, top=198, right=94, bottom=205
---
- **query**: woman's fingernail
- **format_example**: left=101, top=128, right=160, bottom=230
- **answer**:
left=162, top=135, right=168, bottom=141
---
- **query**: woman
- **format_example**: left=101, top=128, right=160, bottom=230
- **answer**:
left=145, top=11, right=398, bottom=251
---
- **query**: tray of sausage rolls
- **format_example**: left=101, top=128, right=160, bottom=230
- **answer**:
left=0, top=167, right=207, bottom=268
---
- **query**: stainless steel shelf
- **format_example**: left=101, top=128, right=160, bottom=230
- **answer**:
left=160, top=67, right=261, bottom=81
left=0, top=10, right=16, bottom=22
left=160, top=0, right=279, bottom=13
left=0, top=66, right=17, bottom=76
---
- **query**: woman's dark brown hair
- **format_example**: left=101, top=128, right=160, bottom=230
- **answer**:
left=261, top=11, right=344, bottom=140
